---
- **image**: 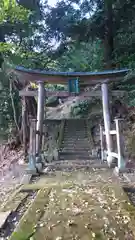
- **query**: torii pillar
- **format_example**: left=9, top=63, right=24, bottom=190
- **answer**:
left=36, top=81, right=45, bottom=157
left=27, top=81, right=45, bottom=174
left=101, top=82, right=113, bottom=166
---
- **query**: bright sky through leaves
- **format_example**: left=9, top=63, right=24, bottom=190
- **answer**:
left=48, top=0, right=57, bottom=6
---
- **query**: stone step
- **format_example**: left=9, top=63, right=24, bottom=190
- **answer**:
left=60, top=146, right=90, bottom=151
left=64, top=128, right=87, bottom=130
left=61, top=146, right=90, bottom=149
left=64, top=129, right=87, bottom=131
left=61, top=147, right=90, bottom=150
left=64, top=130, right=88, bottom=135
left=61, top=121, right=90, bottom=155
left=63, top=138, right=88, bottom=141
left=64, top=129, right=86, bottom=131
left=63, top=137, right=88, bottom=138
left=64, top=132, right=87, bottom=135
left=62, top=139, right=89, bottom=141
left=64, top=127, right=86, bottom=128
left=64, top=127, right=87, bottom=129
left=62, top=138, right=89, bottom=141
left=65, top=124, right=86, bottom=126
left=61, top=149, right=90, bottom=152
left=60, top=151, right=91, bottom=154
left=64, top=130, right=86, bottom=132
left=64, top=132, right=87, bottom=134
left=59, top=155, right=91, bottom=160
left=63, top=140, right=88, bottom=142
left=62, top=141, right=90, bottom=145
left=61, top=143, right=90, bottom=146
left=60, top=145, right=90, bottom=148
left=59, top=151, right=90, bottom=156
left=59, top=152, right=90, bottom=157
left=64, top=135, right=88, bottom=137
left=64, top=134, right=87, bottom=136
left=63, top=138, right=88, bottom=140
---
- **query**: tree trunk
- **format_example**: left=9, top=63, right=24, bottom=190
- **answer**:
left=10, top=79, right=37, bottom=152
left=104, top=0, right=114, bottom=69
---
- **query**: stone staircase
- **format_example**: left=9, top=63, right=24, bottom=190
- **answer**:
left=59, top=119, right=91, bottom=161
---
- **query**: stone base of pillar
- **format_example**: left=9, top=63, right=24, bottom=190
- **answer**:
left=36, top=156, right=44, bottom=173
left=26, top=155, right=38, bottom=175
left=107, top=155, right=115, bottom=168
left=113, top=166, right=126, bottom=176
left=113, top=157, right=126, bottom=175
left=118, top=156, right=125, bottom=170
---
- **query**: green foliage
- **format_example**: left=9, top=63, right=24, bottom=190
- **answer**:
left=10, top=50, right=57, bottom=70
left=45, top=0, right=135, bottom=69
left=0, top=0, right=44, bottom=140
left=70, top=100, right=90, bottom=117
left=57, top=41, right=104, bottom=71
left=70, top=98, right=102, bottom=118
left=114, top=18, right=135, bottom=68
left=0, top=0, right=29, bottom=23
left=46, top=84, right=67, bottom=91
left=0, top=67, right=21, bottom=137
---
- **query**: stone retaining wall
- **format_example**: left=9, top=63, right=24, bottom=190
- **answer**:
left=42, top=120, right=63, bottom=162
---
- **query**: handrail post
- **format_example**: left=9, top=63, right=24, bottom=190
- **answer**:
left=28, top=118, right=37, bottom=174
left=115, top=118, right=125, bottom=170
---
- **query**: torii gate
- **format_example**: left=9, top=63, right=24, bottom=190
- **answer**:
left=14, top=66, right=129, bottom=172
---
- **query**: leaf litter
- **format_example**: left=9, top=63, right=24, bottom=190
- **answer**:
left=32, top=168, right=135, bottom=240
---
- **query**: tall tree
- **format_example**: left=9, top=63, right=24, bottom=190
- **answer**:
left=44, top=0, right=135, bottom=69
left=104, top=0, right=114, bottom=68
left=0, top=0, right=41, bottom=146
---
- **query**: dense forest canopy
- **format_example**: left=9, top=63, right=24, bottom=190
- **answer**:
left=1, top=0, right=135, bottom=69
left=0, top=0, right=135, bottom=139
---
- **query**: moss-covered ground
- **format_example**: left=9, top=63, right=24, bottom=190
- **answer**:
left=2, top=168, right=135, bottom=240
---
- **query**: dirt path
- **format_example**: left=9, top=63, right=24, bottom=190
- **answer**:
left=1, top=162, right=135, bottom=240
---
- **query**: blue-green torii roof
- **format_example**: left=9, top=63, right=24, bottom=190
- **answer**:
left=15, top=66, right=129, bottom=77
left=14, top=66, right=130, bottom=85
